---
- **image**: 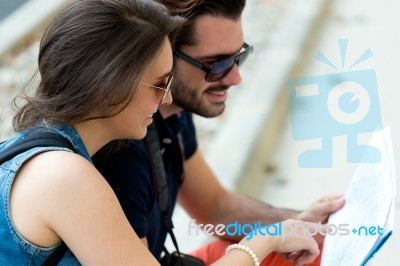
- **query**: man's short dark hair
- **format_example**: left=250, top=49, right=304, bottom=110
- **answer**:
left=158, top=0, right=246, bottom=48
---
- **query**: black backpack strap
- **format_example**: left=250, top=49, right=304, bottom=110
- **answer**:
left=144, top=123, right=182, bottom=255
left=0, top=130, right=75, bottom=265
left=0, top=131, right=75, bottom=165
left=41, top=243, right=69, bottom=266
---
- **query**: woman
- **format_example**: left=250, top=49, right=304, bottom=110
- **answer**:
left=0, top=0, right=320, bottom=265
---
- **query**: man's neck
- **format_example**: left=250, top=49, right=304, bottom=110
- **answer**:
left=159, top=103, right=183, bottom=119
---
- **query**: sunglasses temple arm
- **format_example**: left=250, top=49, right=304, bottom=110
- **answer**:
left=173, top=51, right=210, bottom=73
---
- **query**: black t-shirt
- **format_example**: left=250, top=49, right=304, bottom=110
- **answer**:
left=99, top=110, right=197, bottom=259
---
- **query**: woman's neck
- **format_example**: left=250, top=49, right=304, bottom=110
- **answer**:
left=73, top=121, right=112, bottom=157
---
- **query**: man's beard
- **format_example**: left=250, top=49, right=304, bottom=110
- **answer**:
left=171, top=80, right=228, bottom=118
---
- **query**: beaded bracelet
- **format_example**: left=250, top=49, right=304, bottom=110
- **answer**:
left=225, top=243, right=260, bottom=266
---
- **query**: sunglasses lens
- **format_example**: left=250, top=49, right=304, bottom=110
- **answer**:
left=205, top=45, right=253, bottom=82
left=206, top=58, right=235, bottom=82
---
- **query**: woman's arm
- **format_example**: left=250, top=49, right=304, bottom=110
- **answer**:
left=10, top=150, right=320, bottom=266
left=11, top=150, right=159, bottom=265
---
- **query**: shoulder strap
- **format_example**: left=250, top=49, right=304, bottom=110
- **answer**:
left=144, top=123, right=182, bottom=255
left=41, top=243, right=69, bottom=266
left=0, top=131, right=75, bottom=165
left=144, top=123, right=169, bottom=214
left=0, top=130, right=75, bottom=266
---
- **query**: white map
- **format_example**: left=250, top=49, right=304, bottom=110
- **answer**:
left=321, top=128, right=396, bottom=266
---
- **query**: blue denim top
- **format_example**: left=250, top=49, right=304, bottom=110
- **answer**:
left=0, top=125, right=91, bottom=265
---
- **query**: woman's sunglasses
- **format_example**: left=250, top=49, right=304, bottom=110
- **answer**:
left=140, top=73, right=174, bottom=105
left=173, top=43, right=253, bottom=82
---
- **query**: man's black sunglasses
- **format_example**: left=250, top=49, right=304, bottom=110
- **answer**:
left=173, top=43, right=253, bottom=82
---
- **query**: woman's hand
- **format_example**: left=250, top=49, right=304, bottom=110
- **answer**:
left=236, top=219, right=321, bottom=266
left=271, top=219, right=321, bottom=266
left=212, top=219, right=321, bottom=266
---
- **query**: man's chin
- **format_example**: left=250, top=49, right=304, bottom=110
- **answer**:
left=194, top=103, right=225, bottom=118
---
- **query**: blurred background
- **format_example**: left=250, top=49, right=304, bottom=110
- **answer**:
left=0, top=0, right=398, bottom=264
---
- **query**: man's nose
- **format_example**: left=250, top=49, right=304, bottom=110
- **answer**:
left=218, top=64, right=242, bottom=86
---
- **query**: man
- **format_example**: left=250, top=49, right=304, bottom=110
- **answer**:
left=95, top=0, right=345, bottom=264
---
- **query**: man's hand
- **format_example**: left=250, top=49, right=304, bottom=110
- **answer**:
left=297, top=194, right=345, bottom=223
left=296, top=194, right=345, bottom=243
